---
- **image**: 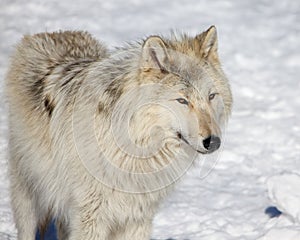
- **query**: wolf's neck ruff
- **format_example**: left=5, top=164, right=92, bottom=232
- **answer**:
left=72, top=101, right=195, bottom=193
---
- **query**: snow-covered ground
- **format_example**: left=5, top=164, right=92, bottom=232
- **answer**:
left=0, top=0, right=299, bottom=239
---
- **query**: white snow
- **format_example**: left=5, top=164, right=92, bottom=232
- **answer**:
left=258, top=228, right=300, bottom=240
left=0, top=0, right=300, bottom=239
left=268, top=173, right=300, bottom=223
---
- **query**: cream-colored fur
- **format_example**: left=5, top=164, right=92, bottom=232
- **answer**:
left=5, top=27, right=232, bottom=240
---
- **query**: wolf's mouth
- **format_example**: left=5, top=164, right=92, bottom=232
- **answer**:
left=176, top=132, right=207, bottom=154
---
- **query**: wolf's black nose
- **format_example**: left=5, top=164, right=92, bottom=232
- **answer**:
left=203, top=135, right=221, bottom=153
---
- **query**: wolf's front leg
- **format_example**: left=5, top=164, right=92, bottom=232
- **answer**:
left=68, top=224, right=111, bottom=240
left=10, top=172, right=38, bottom=240
left=112, top=221, right=152, bottom=240
left=56, top=218, right=69, bottom=240
left=68, top=216, right=111, bottom=240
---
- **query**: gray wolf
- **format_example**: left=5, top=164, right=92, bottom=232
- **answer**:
left=5, top=26, right=232, bottom=240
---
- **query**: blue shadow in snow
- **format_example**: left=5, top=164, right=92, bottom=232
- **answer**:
left=35, top=220, right=57, bottom=240
left=265, top=206, right=282, bottom=218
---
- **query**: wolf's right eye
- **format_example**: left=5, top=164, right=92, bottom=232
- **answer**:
left=176, top=98, right=189, bottom=105
left=209, top=93, right=218, bottom=101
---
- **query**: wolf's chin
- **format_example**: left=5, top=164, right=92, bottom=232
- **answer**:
left=176, top=132, right=207, bottom=154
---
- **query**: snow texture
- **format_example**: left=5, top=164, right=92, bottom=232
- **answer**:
left=0, top=0, right=299, bottom=239
left=268, top=174, right=300, bottom=223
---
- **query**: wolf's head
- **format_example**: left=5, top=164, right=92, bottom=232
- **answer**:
left=118, top=26, right=232, bottom=158
left=75, top=26, right=233, bottom=191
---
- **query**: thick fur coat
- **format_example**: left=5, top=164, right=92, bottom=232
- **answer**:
left=6, top=27, right=232, bottom=240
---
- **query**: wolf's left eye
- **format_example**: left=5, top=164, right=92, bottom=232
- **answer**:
left=176, top=98, right=189, bottom=105
left=209, top=93, right=218, bottom=101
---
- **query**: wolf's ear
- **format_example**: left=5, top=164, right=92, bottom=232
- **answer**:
left=142, top=36, right=169, bottom=72
left=196, top=25, right=218, bottom=60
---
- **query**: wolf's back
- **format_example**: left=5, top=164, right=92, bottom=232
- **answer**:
left=6, top=30, right=107, bottom=89
left=6, top=31, right=108, bottom=116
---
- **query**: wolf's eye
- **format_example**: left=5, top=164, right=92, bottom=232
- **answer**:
left=209, top=93, right=218, bottom=101
left=176, top=98, right=189, bottom=105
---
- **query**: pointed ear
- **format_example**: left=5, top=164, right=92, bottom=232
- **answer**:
left=142, top=36, right=169, bottom=72
left=196, top=25, right=218, bottom=59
